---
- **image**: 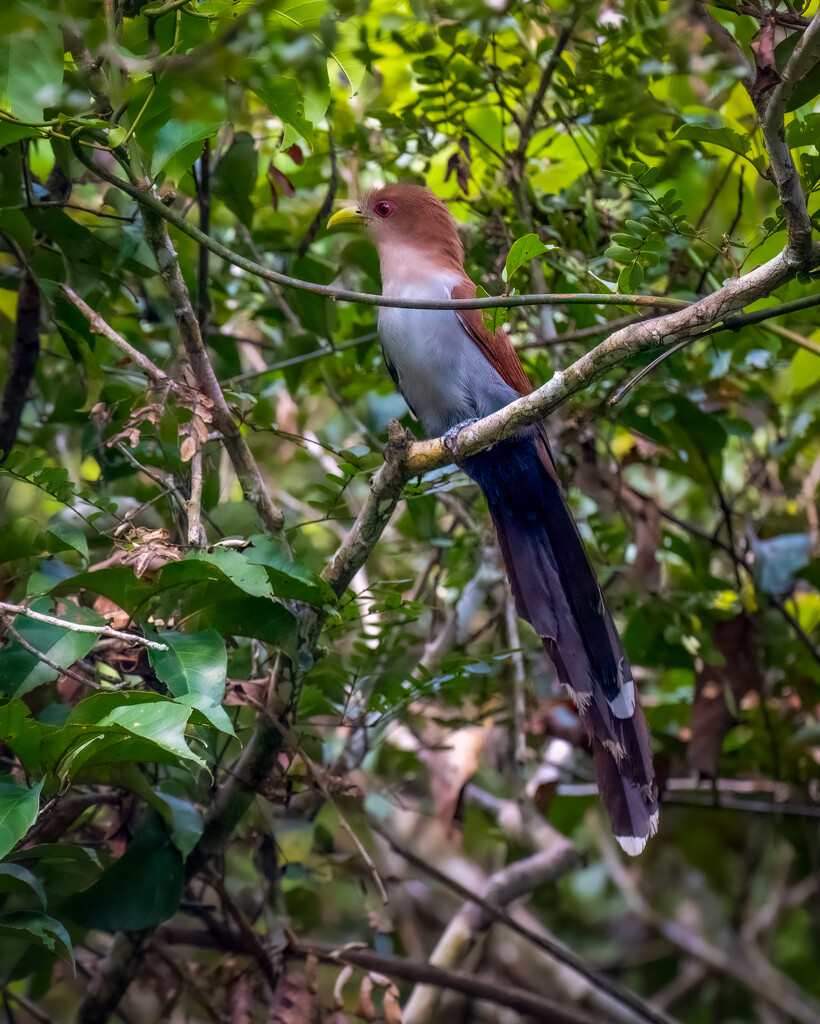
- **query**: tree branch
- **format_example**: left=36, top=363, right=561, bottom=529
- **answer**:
left=756, top=10, right=820, bottom=263
left=691, top=3, right=755, bottom=90
left=67, top=137, right=688, bottom=312
left=405, top=249, right=813, bottom=473
left=368, top=817, right=680, bottom=1024
left=298, top=941, right=603, bottom=1024
left=140, top=210, right=286, bottom=535
left=59, top=286, right=170, bottom=385
left=0, top=602, right=169, bottom=650
left=402, top=840, right=582, bottom=1024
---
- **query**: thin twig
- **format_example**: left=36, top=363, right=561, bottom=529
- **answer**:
left=4, top=622, right=98, bottom=687
left=60, top=285, right=170, bottom=385
left=67, top=133, right=690, bottom=313
left=297, top=941, right=603, bottom=1024
left=0, top=602, right=169, bottom=650
left=367, top=815, right=681, bottom=1024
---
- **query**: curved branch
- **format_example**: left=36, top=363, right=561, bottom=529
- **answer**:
left=406, top=248, right=809, bottom=474
left=68, top=139, right=687, bottom=312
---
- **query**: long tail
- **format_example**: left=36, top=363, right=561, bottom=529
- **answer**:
left=465, top=431, right=659, bottom=855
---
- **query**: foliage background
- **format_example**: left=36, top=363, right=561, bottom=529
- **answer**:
left=0, top=0, right=819, bottom=1021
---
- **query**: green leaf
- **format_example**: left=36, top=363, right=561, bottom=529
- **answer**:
left=176, top=693, right=237, bottom=737
left=251, top=78, right=314, bottom=144
left=151, top=119, right=220, bottom=186
left=189, top=593, right=299, bottom=651
left=605, top=245, right=634, bottom=262
left=0, top=700, right=44, bottom=774
left=502, top=233, right=555, bottom=285
left=41, top=692, right=208, bottom=777
left=0, top=910, right=74, bottom=966
left=475, top=284, right=506, bottom=333
left=169, top=549, right=274, bottom=599
left=0, top=599, right=103, bottom=698
left=211, top=131, right=258, bottom=227
left=56, top=323, right=105, bottom=414
left=148, top=629, right=227, bottom=702
left=673, top=123, right=750, bottom=158
left=328, top=18, right=366, bottom=96
left=0, top=3, right=63, bottom=123
left=150, top=792, right=203, bottom=860
left=47, top=521, right=88, bottom=563
left=0, top=121, right=45, bottom=148
left=242, top=536, right=334, bottom=605
left=51, top=566, right=154, bottom=616
left=64, top=810, right=183, bottom=931
left=0, top=863, right=46, bottom=907
left=610, top=233, right=642, bottom=249
left=0, top=779, right=42, bottom=860
left=787, top=114, right=820, bottom=150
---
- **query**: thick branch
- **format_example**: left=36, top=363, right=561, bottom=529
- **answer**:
left=406, top=249, right=807, bottom=474
left=756, top=10, right=820, bottom=262
left=320, top=421, right=412, bottom=596
left=317, top=253, right=817, bottom=612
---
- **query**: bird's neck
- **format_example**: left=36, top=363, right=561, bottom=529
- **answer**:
left=377, top=242, right=465, bottom=297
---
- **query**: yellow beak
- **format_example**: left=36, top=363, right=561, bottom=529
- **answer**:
left=327, top=206, right=364, bottom=230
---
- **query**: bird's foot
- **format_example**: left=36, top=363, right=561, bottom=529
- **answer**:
left=442, top=417, right=481, bottom=459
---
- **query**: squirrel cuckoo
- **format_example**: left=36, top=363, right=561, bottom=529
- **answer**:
left=328, top=183, right=658, bottom=854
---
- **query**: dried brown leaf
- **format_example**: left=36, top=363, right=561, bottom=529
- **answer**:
left=179, top=434, right=197, bottom=463
left=268, top=964, right=320, bottom=1024
left=355, top=976, right=376, bottom=1022
left=750, top=15, right=781, bottom=100
left=688, top=614, right=764, bottom=776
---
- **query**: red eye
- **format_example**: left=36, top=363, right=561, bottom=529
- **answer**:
left=374, top=201, right=393, bottom=218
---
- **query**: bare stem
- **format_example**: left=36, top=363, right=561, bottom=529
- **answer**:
left=0, top=602, right=169, bottom=650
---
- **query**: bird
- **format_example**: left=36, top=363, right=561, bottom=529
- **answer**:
left=328, top=183, right=659, bottom=854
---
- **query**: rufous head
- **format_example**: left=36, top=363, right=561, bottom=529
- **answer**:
left=328, top=183, right=464, bottom=271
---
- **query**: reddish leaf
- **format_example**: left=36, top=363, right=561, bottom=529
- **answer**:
left=688, top=614, right=763, bottom=777
left=750, top=15, right=781, bottom=100
left=269, top=963, right=320, bottom=1024
left=269, top=164, right=296, bottom=198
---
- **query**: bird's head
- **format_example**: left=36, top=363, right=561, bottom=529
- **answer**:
left=328, top=183, right=464, bottom=272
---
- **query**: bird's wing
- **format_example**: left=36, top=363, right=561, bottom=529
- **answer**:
left=451, top=277, right=532, bottom=397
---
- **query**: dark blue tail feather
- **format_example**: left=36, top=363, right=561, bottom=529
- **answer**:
left=465, top=434, right=658, bottom=853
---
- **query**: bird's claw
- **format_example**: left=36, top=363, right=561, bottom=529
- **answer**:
left=442, top=417, right=480, bottom=459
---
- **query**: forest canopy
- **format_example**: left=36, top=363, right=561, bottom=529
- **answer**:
left=0, top=0, right=820, bottom=1022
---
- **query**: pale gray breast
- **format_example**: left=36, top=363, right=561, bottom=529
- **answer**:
left=378, top=275, right=519, bottom=438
